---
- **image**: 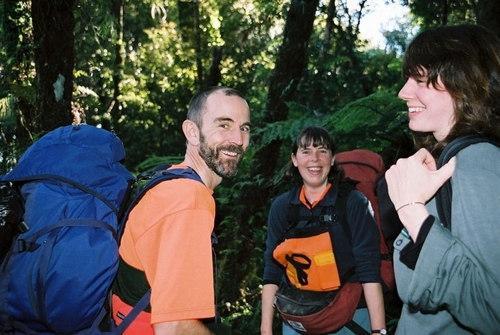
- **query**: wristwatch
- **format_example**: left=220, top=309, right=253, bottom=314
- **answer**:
left=371, top=329, right=387, bottom=335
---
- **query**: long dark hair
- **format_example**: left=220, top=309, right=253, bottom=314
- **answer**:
left=286, top=126, right=344, bottom=184
left=402, top=24, right=500, bottom=157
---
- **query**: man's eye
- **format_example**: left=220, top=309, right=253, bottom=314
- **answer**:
left=220, top=124, right=229, bottom=129
left=241, top=126, right=251, bottom=133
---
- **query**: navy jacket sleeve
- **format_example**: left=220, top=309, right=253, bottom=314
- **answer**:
left=346, top=190, right=381, bottom=283
left=262, top=192, right=290, bottom=286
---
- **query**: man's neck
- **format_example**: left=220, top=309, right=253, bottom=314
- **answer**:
left=182, top=148, right=222, bottom=190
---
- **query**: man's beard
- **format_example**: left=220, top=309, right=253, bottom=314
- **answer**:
left=198, top=134, right=245, bottom=178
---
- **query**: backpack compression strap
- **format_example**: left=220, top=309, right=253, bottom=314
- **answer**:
left=436, top=135, right=500, bottom=229
left=111, top=290, right=151, bottom=335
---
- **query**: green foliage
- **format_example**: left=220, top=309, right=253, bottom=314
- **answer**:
left=325, top=89, right=413, bottom=165
left=402, top=0, right=477, bottom=29
left=2, top=0, right=454, bottom=332
left=133, top=155, right=185, bottom=173
left=326, top=90, right=406, bottom=146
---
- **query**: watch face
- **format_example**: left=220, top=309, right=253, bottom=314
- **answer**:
left=380, top=330, right=387, bottom=335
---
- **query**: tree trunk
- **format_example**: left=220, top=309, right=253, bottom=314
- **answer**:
left=194, top=0, right=203, bottom=90
left=32, top=0, right=75, bottom=133
left=203, top=46, right=223, bottom=88
left=110, top=0, right=125, bottom=129
left=319, top=0, right=337, bottom=61
left=256, top=0, right=320, bottom=178
left=440, top=0, right=448, bottom=26
left=1, top=0, right=36, bottom=146
left=477, top=0, right=500, bottom=38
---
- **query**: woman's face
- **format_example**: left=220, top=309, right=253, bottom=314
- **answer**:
left=398, top=72, right=455, bottom=141
left=291, top=142, right=334, bottom=189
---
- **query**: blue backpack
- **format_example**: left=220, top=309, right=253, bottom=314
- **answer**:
left=0, top=124, right=135, bottom=334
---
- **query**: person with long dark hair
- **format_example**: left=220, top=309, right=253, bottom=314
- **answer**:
left=386, top=24, right=500, bottom=334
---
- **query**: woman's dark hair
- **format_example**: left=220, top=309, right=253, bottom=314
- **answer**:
left=286, top=126, right=344, bottom=184
left=402, top=24, right=500, bottom=157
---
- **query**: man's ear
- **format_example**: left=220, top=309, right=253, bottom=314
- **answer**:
left=182, top=120, right=200, bottom=146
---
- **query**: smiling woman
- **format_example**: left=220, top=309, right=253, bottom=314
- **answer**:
left=385, top=24, right=500, bottom=335
left=261, top=126, right=386, bottom=335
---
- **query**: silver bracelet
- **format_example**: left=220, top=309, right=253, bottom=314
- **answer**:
left=396, top=201, right=425, bottom=212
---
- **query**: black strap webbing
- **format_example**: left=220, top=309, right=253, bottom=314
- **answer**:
left=285, top=181, right=356, bottom=240
left=436, top=135, right=500, bottom=229
left=345, top=319, right=370, bottom=335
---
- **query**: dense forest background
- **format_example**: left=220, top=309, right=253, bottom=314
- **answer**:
left=1, top=0, right=498, bottom=333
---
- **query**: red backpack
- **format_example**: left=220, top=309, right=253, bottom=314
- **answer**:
left=336, top=149, right=395, bottom=292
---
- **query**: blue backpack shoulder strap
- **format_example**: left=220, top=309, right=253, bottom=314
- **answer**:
left=108, top=290, right=151, bottom=335
left=118, top=166, right=204, bottom=241
left=436, top=134, right=500, bottom=229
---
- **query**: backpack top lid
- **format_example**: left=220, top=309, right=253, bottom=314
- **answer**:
left=2, top=124, right=134, bottom=211
left=335, top=149, right=385, bottom=182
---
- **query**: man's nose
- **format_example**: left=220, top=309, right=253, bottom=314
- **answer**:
left=229, top=129, right=244, bottom=146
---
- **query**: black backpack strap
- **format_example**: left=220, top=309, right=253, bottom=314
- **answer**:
left=436, top=135, right=500, bottom=229
left=284, top=182, right=356, bottom=240
left=332, top=181, right=356, bottom=242
left=345, top=320, right=370, bottom=335
left=285, top=186, right=302, bottom=229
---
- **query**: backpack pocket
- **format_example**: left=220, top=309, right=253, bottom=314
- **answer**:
left=274, top=280, right=362, bottom=335
left=6, top=220, right=118, bottom=334
left=273, top=225, right=341, bottom=291
left=2, top=181, right=120, bottom=334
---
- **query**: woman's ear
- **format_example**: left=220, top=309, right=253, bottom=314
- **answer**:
left=291, top=153, right=298, bottom=167
left=182, top=120, right=200, bottom=146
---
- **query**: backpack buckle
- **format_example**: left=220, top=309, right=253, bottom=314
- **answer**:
left=319, top=214, right=336, bottom=222
left=17, top=239, right=39, bottom=253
